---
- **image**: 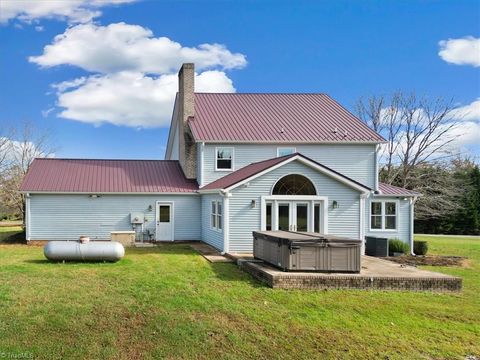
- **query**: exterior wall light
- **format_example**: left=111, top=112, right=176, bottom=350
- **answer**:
left=332, top=200, right=339, bottom=209
left=148, top=205, right=153, bottom=212
left=251, top=200, right=256, bottom=208
left=89, top=194, right=101, bottom=198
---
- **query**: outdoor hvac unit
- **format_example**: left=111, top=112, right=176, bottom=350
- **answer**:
left=130, top=212, right=144, bottom=224
left=365, top=236, right=389, bottom=257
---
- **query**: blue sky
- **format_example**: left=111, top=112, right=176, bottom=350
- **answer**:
left=1, top=0, right=479, bottom=159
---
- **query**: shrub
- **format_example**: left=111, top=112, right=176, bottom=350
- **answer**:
left=389, top=238, right=409, bottom=255
left=414, top=241, right=428, bottom=255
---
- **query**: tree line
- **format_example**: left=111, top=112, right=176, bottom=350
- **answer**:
left=357, top=91, right=479, bottom=235
left=0, top=121, right=55, bottom=221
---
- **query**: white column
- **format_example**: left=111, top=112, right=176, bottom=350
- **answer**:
left=359, top=193, right=367, bottom=255
left=222, top=192, right=231, bottom=254
left=260, top=196, right=266, bottom=231
left=410, top=197, right=416, bottom=256
left=309, top=200, right=315, bottom=232
left=199, top=142, right=205, bottom=187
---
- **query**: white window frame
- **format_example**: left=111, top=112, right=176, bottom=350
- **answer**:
left=210, top=200, right=223, bottom=232
left=369, top=200, right=398, bottom=231
left=277, top=147, right=296, bottom=157
left=215, top=147, right=234, bottom=172
left=260, top=195, right=329, bottom=234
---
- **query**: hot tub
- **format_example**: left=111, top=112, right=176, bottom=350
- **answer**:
left=252, top=231, right=361, bottom=272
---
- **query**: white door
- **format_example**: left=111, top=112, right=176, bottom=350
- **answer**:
left=156, top=202, right=174, bottom=241
left=276, top=201, right=310, bottom=232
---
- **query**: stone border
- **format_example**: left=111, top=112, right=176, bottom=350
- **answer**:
left=240, top=261, right=462, bottom=292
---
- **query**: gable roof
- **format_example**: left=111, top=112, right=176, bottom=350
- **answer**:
left=200, top=153, right=371, bottom=193
left=20, top=159, right=198, bottom=193
left=377, top=183, right=421, bottom=197
left=189, top=93, right=385, bottom=143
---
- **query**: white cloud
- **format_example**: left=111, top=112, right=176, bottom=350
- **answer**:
left=449, top=99, right=480, bottom=149
left=449, top=98, right=480, bottom=122
left=29, top=22, right=247, bottom=73
left=51, top=77, right=88, bottom=92
left=53, top=71, right=235, bottom=128
left=30, top=22, right=246, bottom=128
left=0, top=0, right=137, bottom=24
left=449, top=121, right=480, bottom=147
left=438, top=36, right=480, bottom=67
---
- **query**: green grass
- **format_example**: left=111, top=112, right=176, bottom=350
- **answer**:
left=0, top=234, right=478, bottom=359
left=0, top=226, right=23, bottom=233
left=0, top=226, right=24, bottom=244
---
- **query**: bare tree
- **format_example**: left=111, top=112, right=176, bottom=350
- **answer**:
left=0, top=121, right=55, bottom=222
left=357, top=91, right=461, bottom=188
left=405, top=163, right=462, bottom=220
left=0, top=127, right=13, bottom=173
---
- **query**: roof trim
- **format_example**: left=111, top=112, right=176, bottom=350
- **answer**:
left=373, top=193, right=420, bottom=198
left=200, top=153, right=371, bottom=194
left=165, top=93, right=179, bottom=160
left=23, top=191, right=199, bottom=195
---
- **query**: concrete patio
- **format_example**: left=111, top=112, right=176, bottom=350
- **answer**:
left=231, top=254, right=462, bottom=291
left=190, top=243, right=462, bottom=291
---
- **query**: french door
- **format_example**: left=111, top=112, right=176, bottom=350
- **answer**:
left=277, top=201, right=310, bottom=232
left=264, top=198, right=327, bottom=233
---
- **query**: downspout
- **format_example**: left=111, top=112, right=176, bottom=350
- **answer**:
left=409, top=197, right=417, bottom=256
left=25, top=193, right=31, bottom=241
left=220, top=190, right=231, bottom=255
left=374, top=144, right=380, bottom=191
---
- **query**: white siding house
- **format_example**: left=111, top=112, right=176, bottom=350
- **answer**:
left=21, top=63, right=420, bottom=254
left=29, top=194, right=200, bottom=241
left=201, top=143, right=377, bottom=188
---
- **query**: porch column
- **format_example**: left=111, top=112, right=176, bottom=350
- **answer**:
left=359, top=193, right=368, bottom=255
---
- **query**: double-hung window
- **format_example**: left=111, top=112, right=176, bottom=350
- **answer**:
left=370, top=201, right=397, bottom=231
left=215, top=147, right=233, bottom=171
left=211, top=200, right=223, bottom=231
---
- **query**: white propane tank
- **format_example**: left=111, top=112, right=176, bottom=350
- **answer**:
left=44, top=241, right=125, bottom=262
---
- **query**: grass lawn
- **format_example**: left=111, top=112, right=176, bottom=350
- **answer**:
left=0, top=231, right=478, bottom=359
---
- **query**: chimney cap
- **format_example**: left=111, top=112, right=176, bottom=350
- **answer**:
left=180, top=63, right=194, bottom=69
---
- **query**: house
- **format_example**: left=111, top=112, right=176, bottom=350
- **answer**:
left=20, top=63, right=420, bottom=254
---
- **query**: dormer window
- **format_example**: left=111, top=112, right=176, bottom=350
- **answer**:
left=215, top=147, right=233, bottom=171
left=277, top=147, right=296, bottom=157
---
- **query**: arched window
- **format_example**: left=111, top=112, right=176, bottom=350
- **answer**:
left=272, top=174, right=316, bottom=195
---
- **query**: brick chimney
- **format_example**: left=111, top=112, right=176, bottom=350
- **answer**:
left=177, top=63, right=197, bottom=179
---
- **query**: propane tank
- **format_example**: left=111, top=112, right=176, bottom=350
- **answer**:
left=44, top=241, right=125, bottom=262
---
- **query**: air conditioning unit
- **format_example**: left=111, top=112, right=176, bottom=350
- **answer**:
left=130, top=212, right=144, bottom=224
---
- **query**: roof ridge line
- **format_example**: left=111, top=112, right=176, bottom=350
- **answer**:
left=194, top=92, right=328, bottom=95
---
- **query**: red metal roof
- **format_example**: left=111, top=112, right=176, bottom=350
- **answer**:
left=20, top=159, right=198, bottom=193
left=378, top=183, right=420, bottom=196
left=189, top=93, right=385, bottom=143
left=201, top=153, right=371, bottom=191
left=201, top=154, right=296, bottom=190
